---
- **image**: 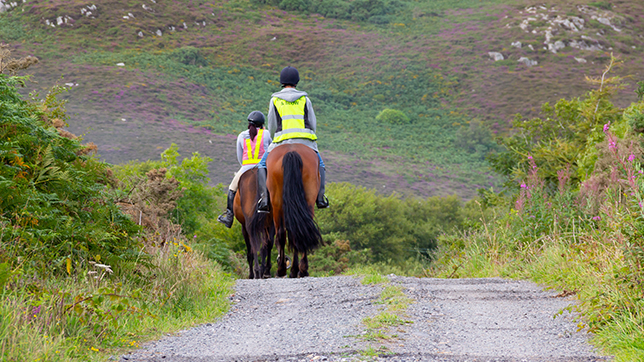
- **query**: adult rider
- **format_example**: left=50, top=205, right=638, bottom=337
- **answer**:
left=256, top=66, right=329, bottom=213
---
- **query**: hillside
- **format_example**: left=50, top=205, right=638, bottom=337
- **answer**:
left=2, top=0, right=644, bottom=198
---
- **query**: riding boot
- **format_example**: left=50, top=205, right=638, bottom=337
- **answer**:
left=217, top=189, right=236, bottom=228
left=257, top=167, right=270, bottom=213
left=316, top=165, right=329, bottom=209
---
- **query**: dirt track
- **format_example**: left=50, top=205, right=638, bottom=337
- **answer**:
left=121, top=276, right=609, bottom=362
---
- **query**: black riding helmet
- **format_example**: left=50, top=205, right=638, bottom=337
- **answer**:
left=247, top=110, right=265, bottom=126
left=280, top=66, right=299, bottom=87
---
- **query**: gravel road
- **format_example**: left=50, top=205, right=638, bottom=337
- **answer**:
left=121, top=276, right=609, bottom=362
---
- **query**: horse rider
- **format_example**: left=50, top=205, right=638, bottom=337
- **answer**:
left=256, top=66, right=329, bottom=213
left=217, top=111, right=272, bottom=228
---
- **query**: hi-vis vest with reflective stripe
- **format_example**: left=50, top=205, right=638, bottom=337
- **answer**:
left=242, top=129, right=265, bottom=165
left=272, top=96, right=317, bottom=143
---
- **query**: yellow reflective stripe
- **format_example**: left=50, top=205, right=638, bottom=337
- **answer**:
left=242, top=129, right=264, bottom=165
left=282, top=118, right=305, bottom=130
left=245, top=138, right=252, bottom=161
left=273, top=131, right=317, bottom=143
left=253, top=129, right=264, bottom=160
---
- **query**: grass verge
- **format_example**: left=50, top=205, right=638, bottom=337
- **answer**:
left=430, top=229, right=642, bottom=361
left=1, top=243, right=234, bottom=362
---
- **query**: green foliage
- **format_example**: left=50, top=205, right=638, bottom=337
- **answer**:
left=0, top=243, right=234, bottom=362
left=308, top=239, right=370, bottom=276
left=0, top=13, right=26, bottom=41
left=455, top=119, right=499, bottom=160
left=376, top=108, right=410, bottom=125
left=317, top=183, right=463, bottom=265
left=636, top=81, right=644, bottom=102
left=589, top=1, right=613, bottom=10
left=0, top=74, right=140, bottom=277
left=115, top=143, right=216, bottom=236
left=624, top=101, right=644, bottom=133
left=488, top=57, right=626, bottom=189
left=168, top=47, right=208, bottom=67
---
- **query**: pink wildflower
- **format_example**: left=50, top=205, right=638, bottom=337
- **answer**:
left=628, top=154, right=636, bottom=162
left=520, top=183, right=527, bottom=188
left=592, top=216, right=601, bottom=221
left=603, top=123, right=610, bottom=132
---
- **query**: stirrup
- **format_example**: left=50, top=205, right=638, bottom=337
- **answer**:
left=217, top=210, right=234, bottom=228
left=257, top=198, right=270, bottom=214
left=316, top=195, right=329, bottom=209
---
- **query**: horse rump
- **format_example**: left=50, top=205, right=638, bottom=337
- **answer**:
left=281, top=151, right=322, bottom=254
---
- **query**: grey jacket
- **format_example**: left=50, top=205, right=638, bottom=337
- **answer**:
left=266, top=88, right=318, bottom=152
left=236, top=128, right=272, bottom=173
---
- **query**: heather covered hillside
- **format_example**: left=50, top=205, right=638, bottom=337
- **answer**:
left=2, top=0, right=644, bottom=197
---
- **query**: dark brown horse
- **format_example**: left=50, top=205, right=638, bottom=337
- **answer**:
left=258, top=143, right=323, bottom=278
left=234, top=168, right=273, bottom=279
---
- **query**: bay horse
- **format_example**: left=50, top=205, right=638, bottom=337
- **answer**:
left=254, top=143, right=323, bottom=278
left=233, top=168, right=273, bottom=279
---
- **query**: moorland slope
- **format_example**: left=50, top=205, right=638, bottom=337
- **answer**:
left=2, top=0, right=643, bottom=197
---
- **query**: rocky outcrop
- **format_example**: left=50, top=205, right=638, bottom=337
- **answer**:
left=506, top=4, right=632, bottom=55
left=488, top=52, right=504, bottom=61
left=518, top=57, right=538, bottom=67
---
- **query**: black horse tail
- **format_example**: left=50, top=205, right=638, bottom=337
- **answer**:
left=282, top=151, right=322, bottom=254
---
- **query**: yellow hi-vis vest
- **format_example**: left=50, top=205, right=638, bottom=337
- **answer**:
left=272, top=96, right=317, bottom=143
left=242, top=129, right=265, bottom=165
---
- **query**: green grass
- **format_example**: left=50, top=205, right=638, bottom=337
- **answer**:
left=350, top=270, right=414, bottom=356
left=0, top=244, right=234, bottom=362
left=430, top=229, right=643, bottom=361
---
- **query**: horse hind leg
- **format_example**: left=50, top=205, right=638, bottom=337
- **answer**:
left=253, top=250, right=262, bottom=279
left=289, top=251, right=300, bottom=278
left=298, top=252, right=309, bottom=278
left=242, top=226, right=254, bottom=279
left=276, top=229, right=287, bottom=277
left=261, top=230, right=274, bottom=278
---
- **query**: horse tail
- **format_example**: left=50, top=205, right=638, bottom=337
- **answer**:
left=248, top=208, right=269, bottom=252
left=282, top=151, right=322, bottom=254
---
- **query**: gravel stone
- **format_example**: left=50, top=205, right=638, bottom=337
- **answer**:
left=121, top=276, right=610, bottom=362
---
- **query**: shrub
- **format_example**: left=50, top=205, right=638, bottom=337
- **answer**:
left=168, top=46, right=208, bottom=67
left=0, top=73, right=140, bottom=277
left=317, top=183, right=462, bottom=265
left=376, top=108, right=410, bottom=125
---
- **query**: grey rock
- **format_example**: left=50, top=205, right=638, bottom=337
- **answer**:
left=488, top=52, right=504, bottom=61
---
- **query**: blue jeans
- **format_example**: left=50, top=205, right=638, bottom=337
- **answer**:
left=257, top=150, right=325, bottom=169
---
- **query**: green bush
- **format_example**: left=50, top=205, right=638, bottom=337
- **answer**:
left=168, top=46, right=208, bottom=67
left=0, top=74, right=140, bottom=277
left=317, top=183, right=462, bottom=265
left=376, top=108, right=410, bottom=125
left=488, top=56, right=625, bottom=188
